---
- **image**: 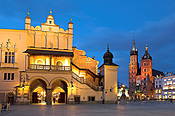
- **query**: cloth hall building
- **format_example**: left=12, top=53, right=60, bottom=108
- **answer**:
left=0, top=12, right=119, bottom=105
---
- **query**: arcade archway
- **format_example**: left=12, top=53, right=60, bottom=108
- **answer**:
left=51, top=79, right=68, bottom=104
left=30, top=79, right=47, bottom=104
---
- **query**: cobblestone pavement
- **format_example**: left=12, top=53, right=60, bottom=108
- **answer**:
left=1, top=103, right=175, bottom=116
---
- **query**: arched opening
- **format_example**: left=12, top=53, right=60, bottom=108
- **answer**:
left=51, top=80, right=68, bottom=104
left=32, top=87, right=46, bottom=104
left=56, top=61, right=63, bottom=66
left=36, top=59, right=44, bottom=65
left=30, top=79, right=47, bottom=104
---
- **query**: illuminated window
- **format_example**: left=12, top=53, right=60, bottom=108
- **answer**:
left=5, top=52, right=15, bottom=63
left=168, top=92, right=172, bottom=94
left=56, top=61, right=63, bottom=66
left=173, top=96, right=175, bottom=99
left=36, top=60, right=44, bottom=64
left=155, top=90, right=158, bottom=93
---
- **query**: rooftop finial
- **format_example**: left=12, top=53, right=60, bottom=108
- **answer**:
left=49, top=9, right=53, bottom=15
left=107, top=44, right=109, bottom=52
left=145, top=44, right=148, bottom=52
left=26, top=8, right=30, bottom=16
left=70, top=18, right=72, bottom=22
left=132, top=40, right=136, bottom=51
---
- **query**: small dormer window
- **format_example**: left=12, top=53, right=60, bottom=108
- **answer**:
left=49, top=21, right=52, bottom=24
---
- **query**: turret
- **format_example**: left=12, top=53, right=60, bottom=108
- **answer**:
left=141, top=46, right=152, bottom=79
left=142, top=46, right=152, bottom=60
left=103, top=45, right=114, bottom=65
left=25, top=10, right=31, bottom=30
left=99, top=45, right=119, bottom=103
left=46, top=10, right=55, bottom=25
left=68, top=18, right=73, bottom=34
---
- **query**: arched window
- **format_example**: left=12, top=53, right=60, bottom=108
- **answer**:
left=56, top=61, right=63, bottom=66
left=36, top=60, right=43, bottom=65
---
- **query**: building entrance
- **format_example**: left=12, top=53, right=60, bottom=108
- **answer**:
left=52, top=87, right=65, bottom=104
left=30, top=79, right=47, bottom=105
left=32, top=87, right=46, bottom=104
left=51, top=80, right=68, bottom=104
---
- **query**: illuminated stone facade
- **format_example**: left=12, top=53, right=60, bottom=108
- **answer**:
left=155, top=73, right=175, bottom=100
left=0, top=12, right=118, bottom=105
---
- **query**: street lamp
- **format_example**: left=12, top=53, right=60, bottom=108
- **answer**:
left=21, top=84, right=25, bottom=104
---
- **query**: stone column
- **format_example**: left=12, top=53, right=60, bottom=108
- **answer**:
left=49, top=55, right=52, bottom=70
left=46, top=88, right=52, bottom=105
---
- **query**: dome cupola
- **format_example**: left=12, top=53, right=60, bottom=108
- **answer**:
left=103, top=45, right=114, bottom=64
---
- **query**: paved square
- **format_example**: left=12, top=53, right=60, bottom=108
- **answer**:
left=1, top=103, right=175, bottom=116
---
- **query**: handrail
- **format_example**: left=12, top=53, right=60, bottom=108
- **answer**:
left=72, top=72, right=100, bottom=91
left=29, top=64, right=71, bottom=71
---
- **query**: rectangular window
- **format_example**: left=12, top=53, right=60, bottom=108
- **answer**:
left=8, top=55, right=11, bottom=63
left=3, top=73, right=15, bottom=80
left=5, top=52, right=8, bottom=63
left=4, top=52, right=15, bottom=63
left=11, top=73, right=14, bottom=80
left=4, top=73, right=7, bottom=80
left=8, top=73, right=11, bottom=80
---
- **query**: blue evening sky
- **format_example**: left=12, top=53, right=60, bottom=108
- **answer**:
left=0, top=0, right=175, bottom=85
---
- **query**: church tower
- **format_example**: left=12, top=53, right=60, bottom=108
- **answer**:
left=99, top=46, right=119, bottom=103
left=129, top=40, right=138, bottom=96
left=141, top=46, right=152, bottom=80
left=25, top=10, right=31, bottom=30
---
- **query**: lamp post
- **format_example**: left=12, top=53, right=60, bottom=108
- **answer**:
left=22, top=84, right=25, bottom=104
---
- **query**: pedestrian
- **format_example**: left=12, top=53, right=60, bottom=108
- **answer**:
left=53, top=97, right=56, bottom=103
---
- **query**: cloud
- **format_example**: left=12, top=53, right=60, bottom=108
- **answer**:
left=77, top=14, right=175, bottom=85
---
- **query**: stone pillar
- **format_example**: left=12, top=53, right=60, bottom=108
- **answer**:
left=49, top=55, right=52, bottom=70
left=46, top=88, right=52, bottom=105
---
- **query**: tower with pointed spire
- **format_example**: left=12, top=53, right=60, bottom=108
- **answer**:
left=129, top=40, right=139, bottom=96
left=128, top=41, right=164, bottom=100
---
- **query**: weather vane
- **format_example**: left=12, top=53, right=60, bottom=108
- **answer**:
left=70, top=18, right=73, bottom=22
left=49, top=9, right=53, bottom=15
left=26, top=8, right=30, bottom=16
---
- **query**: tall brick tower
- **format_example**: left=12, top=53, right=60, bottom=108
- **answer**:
left=141, top=46, right=152, bottom=80
left=129, top=40, right=139, bottom=97
left=141, top=46, right=153, bottom=98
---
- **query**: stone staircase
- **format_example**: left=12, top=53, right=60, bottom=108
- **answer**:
left=72, top=72, right=102, bottom=91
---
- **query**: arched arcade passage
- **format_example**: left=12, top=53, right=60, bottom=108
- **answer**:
left=51, top=79, right=68, bottom=104
left=29, top=77, right=68, bottom=105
